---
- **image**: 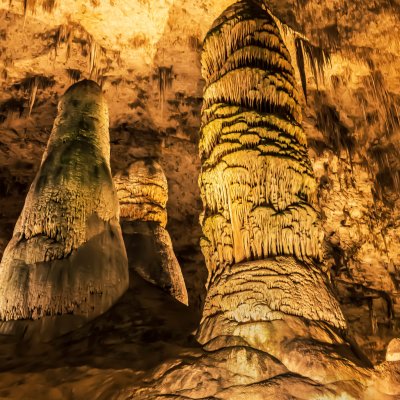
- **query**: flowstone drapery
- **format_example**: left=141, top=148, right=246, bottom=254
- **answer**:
left=0, top=80, right=129, bottom=340
left=114, top=159, right=188, bottom=305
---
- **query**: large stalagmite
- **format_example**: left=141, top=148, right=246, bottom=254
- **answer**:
left=126, top=2, right=399, bottom=399
left=114, top=159, right=188, bottom=305
left=197, top=0, right=348, bottom=347
left=0, top=79, right=129, bottom=339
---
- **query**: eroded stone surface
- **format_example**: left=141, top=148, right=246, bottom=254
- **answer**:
left=115, top=160, right=168, bottom=227
left=386, top=338, right=400, bottom=362
left=0, top=79, right=128, bottom=339
left=114, top=159, right=188, bottom=305
left=126, top=2, right=400, bottom=398
left=0, top=0, right=399, bottom=358
left=0, top=0, right=399, bottom=397
left=197, top=0, right=345, bottom=340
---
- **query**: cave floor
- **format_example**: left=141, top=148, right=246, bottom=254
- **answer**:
left=0, top=273, right=201, bottom=400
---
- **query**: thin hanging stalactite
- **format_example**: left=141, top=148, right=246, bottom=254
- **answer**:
left=261, top=2, right=331, bottom=100
left=53, top=22, right=118, bottom=82
left=23, top=0, right=57, bottom=15
left=10, top=74, right=55, bottom=117
left=295, top=38, right=308, bottom=100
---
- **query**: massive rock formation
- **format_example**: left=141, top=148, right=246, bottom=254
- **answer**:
left=0, top=0, right=399, bottom=398
left=0, top=0, right=399, bottom=360
left=114, top=159, right=188, bottom=305
left=124, top=2, right=400, bottom=398
left=0, top=79, right=129, bottom=339
left=197, top=0, right=345, bottom=346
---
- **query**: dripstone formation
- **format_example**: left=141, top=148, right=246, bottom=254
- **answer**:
left=114, top=159, right=188, bottom=305
left=0, top=2, right=399, bottom=399
left=0, top=80, right=128, bottom=339
left=196, top=0, right=347, bottom=345
left=125, top=1, right=400, bottom=398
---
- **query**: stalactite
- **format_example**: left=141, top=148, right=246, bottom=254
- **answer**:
left=0, top=80, right=128, bottom=338
left=316, top=103, right=355, bottom=159
left=295, top=37, right=329, bottom=95
left=154, top=66, right=174, bottom=107
left=27, top=76, right=38, bottom=116
left=11, top=74, right=55, bottom=117
left=23, top=0, right=57, bottom=15
left=295, top=38, right=308, bottom=100
left=54, top=23, right=112, bottom=81
left=66, top=68, right=82, bottom=83
left=23, top=0, right=35, bottom=15
left=358, top=67, right=400, bottom=197
left=259, top=3, right=331, bottom=99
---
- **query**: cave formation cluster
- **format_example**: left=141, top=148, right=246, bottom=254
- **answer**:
left=0, top=0, right=399, bottom=399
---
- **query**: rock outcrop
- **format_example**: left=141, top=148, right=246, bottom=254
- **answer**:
left=114, top=159, right=188, bottom=305
left=0, top=79, right=129, bottom=340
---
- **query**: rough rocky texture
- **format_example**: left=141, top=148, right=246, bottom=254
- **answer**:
left=0, top=0, right=400, bottom=397
left=275, top=0, right=400, bottom=363
left=125, top=2, right=400, bottom=398
left=115, top=160, right=169, bottom=227
left=0, top=79, right=128, bottom=339
left=196, top=0, right=346, bottom=340
left=198, top=0, right=321, bottom=275
left=386, top=338, right=400, bottom=362
left=114, top=159, right=188, bottom=305
left=0, top=0, right=399, bottom=358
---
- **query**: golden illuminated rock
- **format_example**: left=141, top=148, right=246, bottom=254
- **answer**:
left=386, top=338, right=400, bottom=362
left=0, top=0, right=399, bottom=398
left=0, top=79, right=129, bottom=339
left=126, top=2, right=399, bottom=399
left=114, top=159, right=188, bottom=305
left=198, top=0, right=342, bottom=336
left=193, top=3, right=399, bottom=398
left=199, top=6, right=321, bottom=274
left=115, top=160, right=168, bottom=227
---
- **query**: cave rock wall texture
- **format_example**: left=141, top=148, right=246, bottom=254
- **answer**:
left=0, top=0, right=400, bottom=399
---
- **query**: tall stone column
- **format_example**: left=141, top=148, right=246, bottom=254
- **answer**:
left=0, top=80, right=129, bottom=339
left=196, top=0, right=365, bottom=382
